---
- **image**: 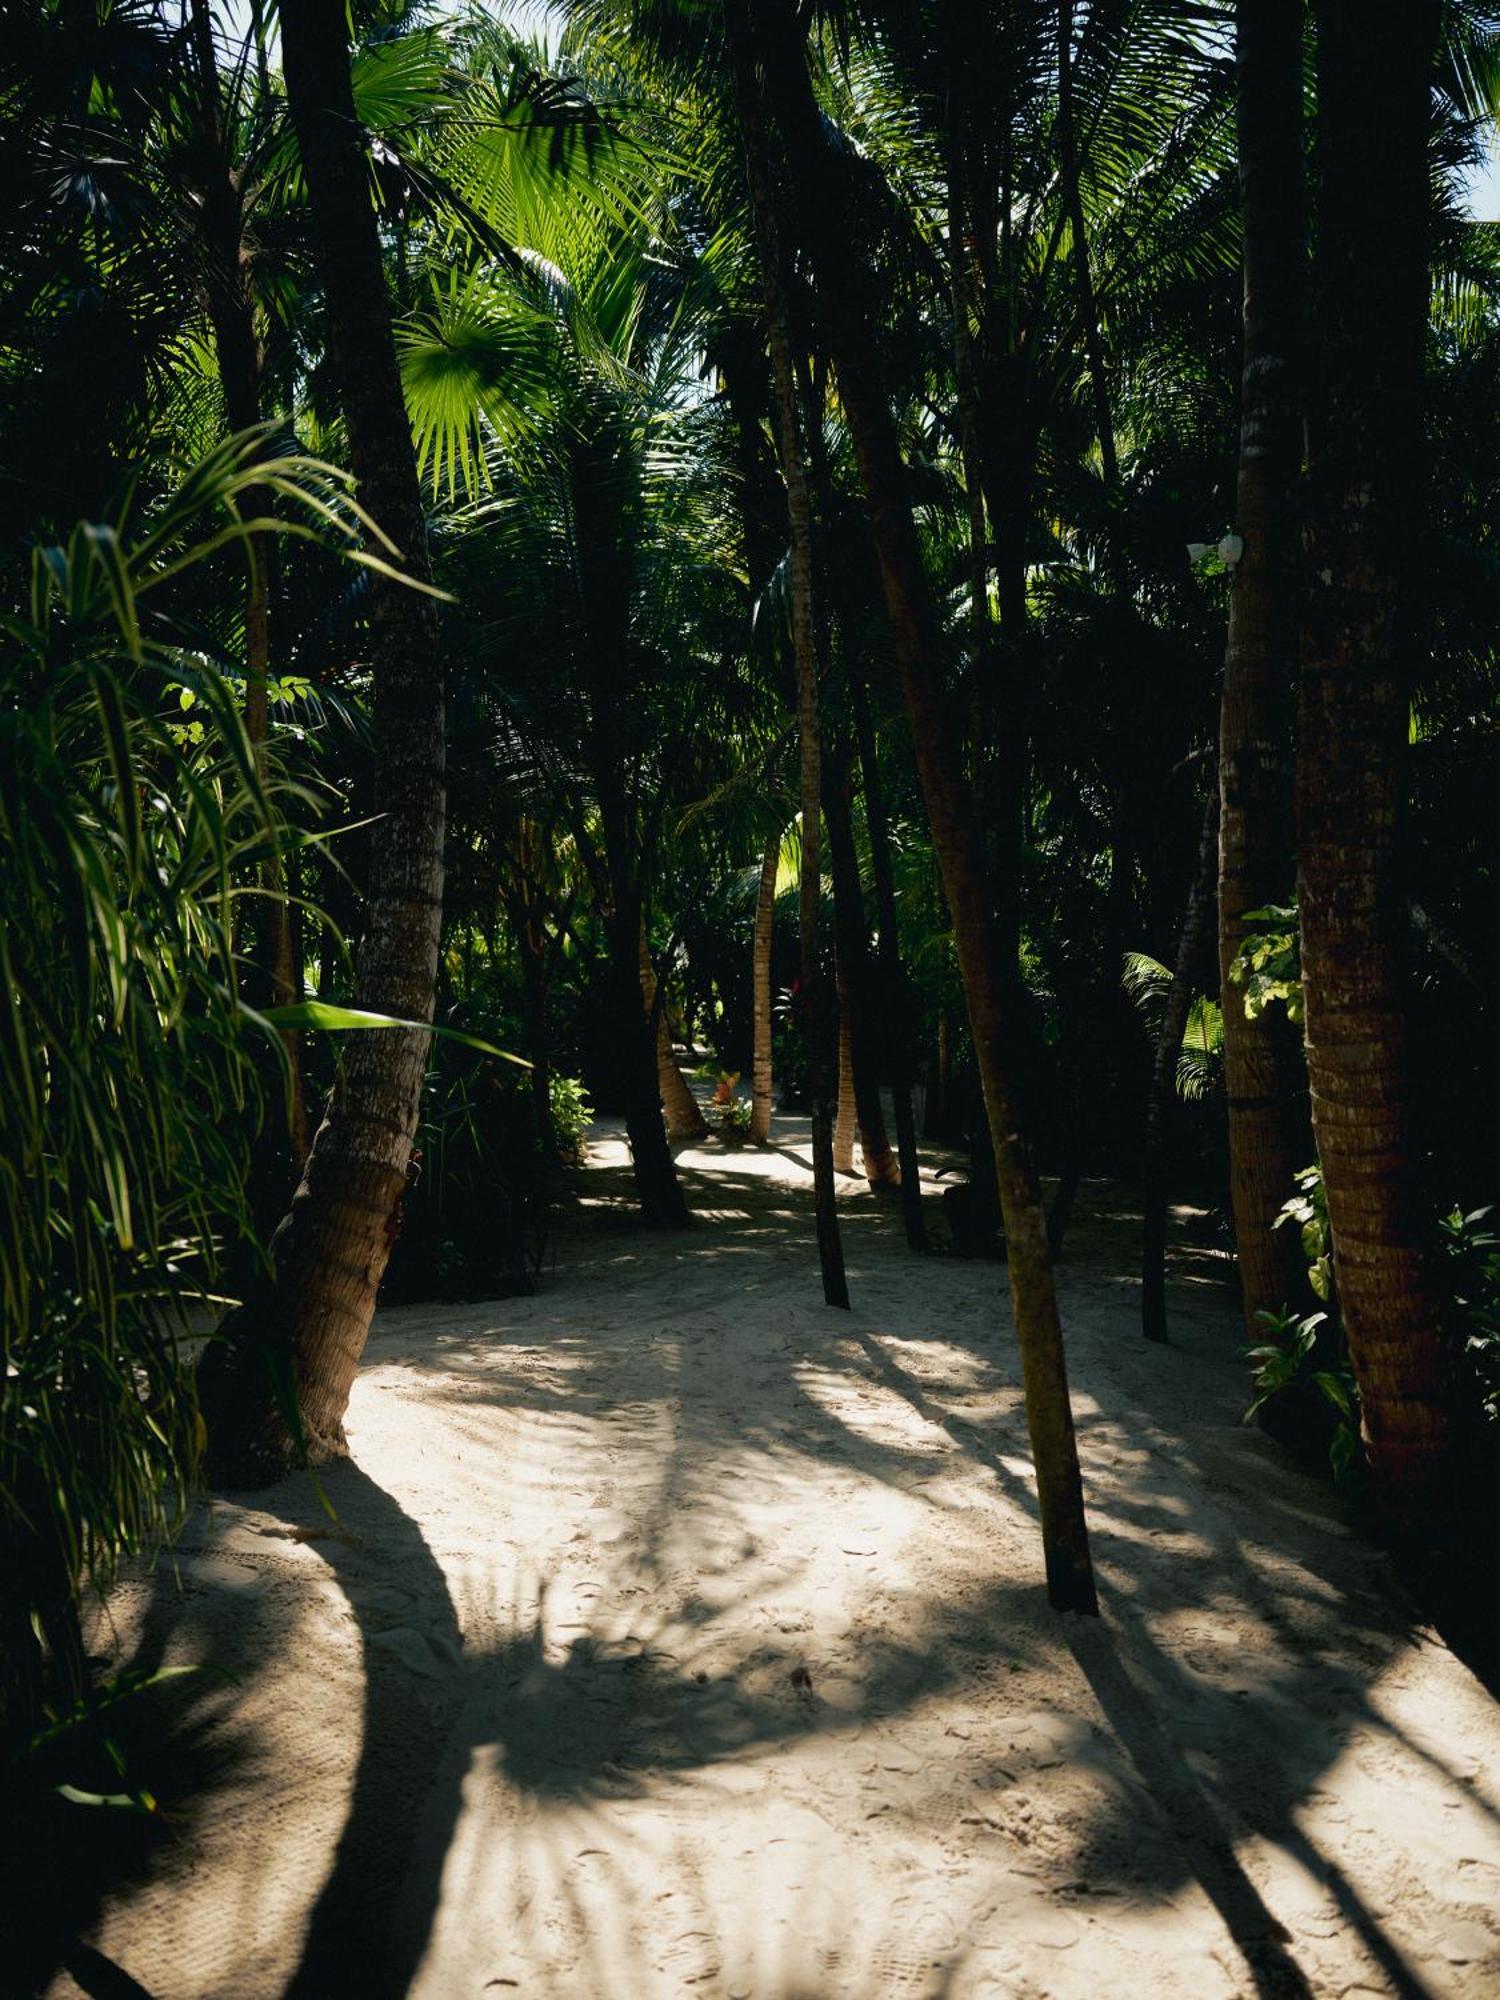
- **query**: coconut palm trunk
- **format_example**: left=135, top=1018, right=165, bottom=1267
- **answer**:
left=850, top=665, right=927, bottom=1247
left=825, top=743, right=898, bottom=1187
left=640, top=921, right=708, bottom=1140
left=1218, top=0, right=1311, bottom=1336
left=750, top=833, right=778, bottom=1144
left=1297, top=0, right=1455, bottom=1541
left=608, top=898, right=689, bottom=1225
left=833, top=990, right=857, bottom=1176
left=753, top=0, right=1094, bottom=1609
left=726, top=0, right=848, bottom=1308
left=1142, top=784, right=1220, bottom=1341
left=200, top=0, right=445, bottom=1476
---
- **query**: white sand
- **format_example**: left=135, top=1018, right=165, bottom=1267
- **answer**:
left=55, top=1117, right=1500, bottom=1999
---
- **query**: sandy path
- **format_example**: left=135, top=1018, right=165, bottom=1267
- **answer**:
left=46, top=1120, right=1500, bottom=2000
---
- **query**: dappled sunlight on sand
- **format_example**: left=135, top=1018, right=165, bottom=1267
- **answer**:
left=52, top=1113, right=1500, bottom=1999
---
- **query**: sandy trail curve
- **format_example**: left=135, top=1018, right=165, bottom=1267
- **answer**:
left=49, top=1118, right=1500, bottom=2000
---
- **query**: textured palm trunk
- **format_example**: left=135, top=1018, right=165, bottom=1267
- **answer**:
left=640, top=922, right=708, bottom=1140
left=609, top=904, right=689, bottom=1226
left=825, top=748, right=899, bottom=1188
left=755, top=0, right=1093, bottom=1608
left=1298, top=0, right=1456, bottom=1542
left=1141, top=785, right=1220, bottom=1341
left=200, top=0, right=445, bottom=1477
left=750, top=834, right=778, bottom=1144
left=925, top=1013, right=951, bottom=1141
left=850, top=667, right=927, bottom=1247
left=727, top=0, right=848, bottom=1308
left=833, top=991, right=857, bottom=1176
left=1219, top=0, right=1311, bottom=1335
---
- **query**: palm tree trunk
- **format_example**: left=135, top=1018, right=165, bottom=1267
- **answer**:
left=1219, top=0, right=1312, bottom=1336
left=726, top=0, right=848, bottom=1308
left=754, top=0, right=1094, bottom=1609
left=200, top=0, right=445, bottom=1477
left=751, top=833, right=778, bottom=1143
left=640, top=921, right=708, bottom=1140
left=833, top=989, right=857, bottom=1175
left=824, top=745, right=899, bottom=1187
left=925, top=1015, right=950, bottom=1140
left=1142, top=784, right=1220, bottom=1341
left=609, top=901, right=689, bottom=1226
left=850, top=667, right=927, bottom=1247
left=1298, top=0, right=1455, bottom=1542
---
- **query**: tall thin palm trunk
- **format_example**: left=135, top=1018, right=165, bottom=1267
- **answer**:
left=1298, top=0, right=1455, bottom=1542
left=200, top=0, right=445, bottom=1476
left=1142, top=783, right=1220, bottom=1341
left=751, top=833, right=778, bottom=1144
left=640, top=921, right=708, bottom=1140
left=726, top=0, right=848, bottom=1308
left=850, top=666, right=927, bottom=1248
left=754, top=0, right=1094, bottom=1609
left=825, top=745, right=898, bottom=1187
left=1219, top=0, right=1311, bottom=1337
left=833, top=990, right=857, bottom=1175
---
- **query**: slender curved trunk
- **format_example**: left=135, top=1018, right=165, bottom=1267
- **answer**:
left=200, top=0, right=445, bottom=1477
left=825, top=746, right=899, bottom=1187
left=850, top=668, right=927, bottom=1246
left=1142, top=784, right=1220, bottom=1341
left=518, top=921, right=553, bottom=1156
left=925, top=1013, right=951, bottom=1141
left=1298, top=0, right=1456, bottom=1543
left=833, top=990, right=856, bottom=1175
left=754, top=0, right=1093, bottom=1608
left=726, top=0, right=848, bottom=1308
left=609, top=902, right=688, bottom=1226
left=751, top=835, right=778, bottom=1143
left=1219, top=0, right=1312, bottom=1336
left=640, top=922, right=708, bottom=1140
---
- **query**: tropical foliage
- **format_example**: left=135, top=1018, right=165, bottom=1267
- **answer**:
left=3, top=0, right=1498, bottom=1749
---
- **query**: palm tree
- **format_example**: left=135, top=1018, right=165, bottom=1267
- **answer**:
left=640, top=922, right=709, bottom=1140
left=1141, top=782, right=1219, bottom=1340
left=725, top=0, right=848, bottom=1305
left=748, top=0, right=1095, bottom=1607
left=1217, top=0, right=1311, bottom=1337
left=825, top=738, right=899, bottom=1186
left=200, top=0, right=447, bottom=1475
left=1296, top=0, right=1456, bottom=1543
left=750, top=830, right=780, bottom=1142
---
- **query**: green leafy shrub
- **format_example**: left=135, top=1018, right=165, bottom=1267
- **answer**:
left=0, top=442, right=368, bottom=1756
left=1274, top=1163, right=1334, bottom=1302
left=716, top=1092, right=752, bottom=1140
left=1228, top=903, right=1303, bottom=1023
left=1439, top=1205, right=1500, bottom=1425
left=1244, top=1163, right=1359, bottom=1483
left=550, top=1072, right=593, bottom=1161
left=1243, top=1307, right=1360, bottom=1484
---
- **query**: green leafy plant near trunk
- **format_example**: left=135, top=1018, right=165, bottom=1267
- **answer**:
left=0, top=451, right=343, bottom=1755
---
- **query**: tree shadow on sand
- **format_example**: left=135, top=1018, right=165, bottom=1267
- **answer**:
left=37, top=1149, right=1499, bottom=1998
